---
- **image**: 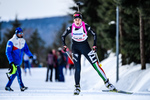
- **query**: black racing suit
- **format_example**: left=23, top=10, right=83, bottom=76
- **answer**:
left=62, top=22, right=107, bottom=85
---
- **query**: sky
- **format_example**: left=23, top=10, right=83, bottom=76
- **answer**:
left=0, top=0, right=76, bottom=21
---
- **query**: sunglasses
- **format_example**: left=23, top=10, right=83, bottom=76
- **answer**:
left=18, top=32, right=23, bottom=35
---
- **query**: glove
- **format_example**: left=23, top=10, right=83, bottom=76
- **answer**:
left=63, top=46, right=67, bottom=52
left=29, top=56, right=33, bottom=59
left=93, top=46, right=97, bottom=52
left=8, top=62, right=17, bottom=74
left=9, top=62, right=14, bottom=70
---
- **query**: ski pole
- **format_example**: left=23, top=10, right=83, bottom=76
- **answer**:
left=6, top=73, right=10, bottom=80
left=94, top=51, right=102, bottom=67
left=65, top=52, right=74, bottom=64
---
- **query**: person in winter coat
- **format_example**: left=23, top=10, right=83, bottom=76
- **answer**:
left=62, top=11, right=116, bottom=95
left=52, top=49, right=59, bottom=81
left=46, top=50, right=54, bottom=82
left=57, top=48, right=65, bottom=82
left=5, top=27, right=33, bottom=92
left=23, top=53, right=32, bottom=75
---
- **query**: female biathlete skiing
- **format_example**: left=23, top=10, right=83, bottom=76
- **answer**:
left=62, top=11, right=116, bottom=95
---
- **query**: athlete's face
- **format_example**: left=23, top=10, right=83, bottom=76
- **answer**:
left=16, top=32, right=23, bottom=38
left=74, top=18, right=82, bottom=26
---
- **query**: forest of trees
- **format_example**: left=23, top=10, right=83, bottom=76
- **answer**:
left=70, top=0, right=150, bottom=69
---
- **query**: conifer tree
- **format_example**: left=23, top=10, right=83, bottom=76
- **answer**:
left=28, top=29, right=45, bottom=65
left=116, top=0, right=150, bottom=69
left=52, top=23, right=71, bottom=50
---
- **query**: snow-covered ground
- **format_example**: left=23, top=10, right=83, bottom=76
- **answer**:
left=0, top=53, right=150, bottom=100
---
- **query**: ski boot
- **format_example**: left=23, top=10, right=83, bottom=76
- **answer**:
left=74, top=85, right=80, bottom=95
left=5, top=87, right=14, bottom=91
left=20, top=86, right=28, bottom=91
left=104, top=79, right=116, bottom=90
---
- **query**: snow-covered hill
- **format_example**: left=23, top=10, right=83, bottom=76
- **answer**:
left=0, top=53, right=150, bottom=100
left=79, top=53, right=150, bottom=92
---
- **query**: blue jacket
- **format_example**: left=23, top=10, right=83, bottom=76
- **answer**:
left=6, top=34, right=33, bottom=66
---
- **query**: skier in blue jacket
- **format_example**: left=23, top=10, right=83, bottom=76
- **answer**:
left=5, top=27, right=33, bottom=91
left=62, top=12, right=116, bottom=95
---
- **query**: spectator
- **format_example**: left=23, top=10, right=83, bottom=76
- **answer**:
left=57, top=48, right=65, bottom=82
left=23, top=53, right=32, bottom=75
left=52, top=49, right=59, bottom=82
left=46, top=50, right=54, bottom=82
left=32, top=53, right=38, bottom=67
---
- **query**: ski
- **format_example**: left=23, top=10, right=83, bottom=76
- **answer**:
left=102, top=89, right=133, bottom=94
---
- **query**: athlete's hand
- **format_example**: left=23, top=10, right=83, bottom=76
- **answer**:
left=93, top=46, right=97, bottom=52
left=8, top=62, right=17, bottom=74
left=29, top=56, right=33, bottom=59
left=63, top=46, right=67, bottom=52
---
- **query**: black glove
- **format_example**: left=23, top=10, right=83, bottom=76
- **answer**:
left=9, top=62, right=14, bottom=70
left=29, top=56, right=33, bottom=59
left=93, top=46, right=97, bottom=52
left=63, top=46, right=67, bottom=52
